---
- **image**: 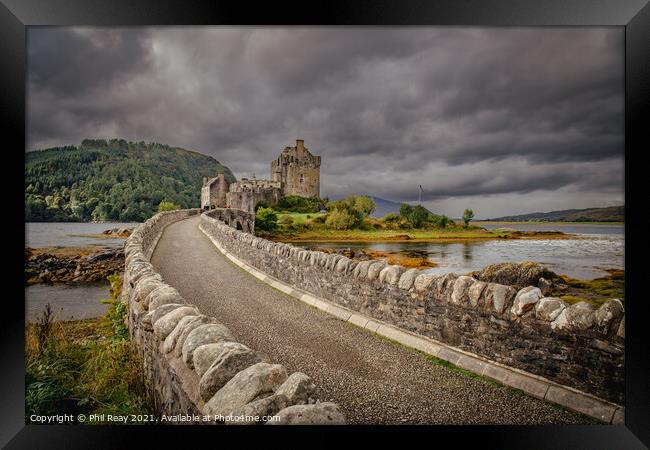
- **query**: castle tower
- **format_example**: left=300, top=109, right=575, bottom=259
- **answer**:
left=270, top=139, right=321, bottom=198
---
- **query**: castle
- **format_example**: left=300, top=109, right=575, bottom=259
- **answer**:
left=201, top=139, right=321, bottom=214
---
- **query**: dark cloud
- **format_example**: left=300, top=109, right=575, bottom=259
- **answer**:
left=26, top=26, right=624, bottom=218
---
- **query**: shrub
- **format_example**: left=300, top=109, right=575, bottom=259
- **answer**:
left=278, top=215, right=294, bottom=225
left=158, top=201, right=179, bottom=212
left=256, top=207, right=278, bottom=231
left=325, top=209, right=360, bottom=230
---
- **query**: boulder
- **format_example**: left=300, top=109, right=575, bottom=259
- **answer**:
left=450, top=276, right=475, bottom=305
left=143, top=303, right=185, bottom=330
left=471, top=261, right=559, bottom=289
left=199, top=343, right=262, bottom=401
left=194, top=341, right=253, bottom=378
left=226, top=394, right=289, bottom=425
left=266, top=402, right=346, bottom=425
left=366, top=262, right=387, bottom=280
left=538, top=277, right=552, bottom=296
left=148, top=286, right=185, bottom=310
left=511, top=286, right=543, bottom=316
left=162, top=314, right=200, bottom=353
left=134, top=276, right=164, bottom=303
left=378, top=265, right=403, bottom=286
left=334, top=257, right=351, bottom=273
left=182, top=324, right=236, bottom=368
left=594, top=299, right=624, bottom=335
left=413, top=273, right=438, bottom=293
left=433, top=273, right=459, bottom=301
left=353, top=261, right=373, bottom=278
left=173, top=316, right=220, bottom=357
left=153, top=306, right=200, bottom=340
left=203, top=363, right=288, bottom=417
left=551, top=301, right=595, bottom=331
left=397, top=268, right=420, bottom=291
left=483, top=283, right=517, bottom=314
left=468, top=281, right=488, bottom=308
left=617, top=316, right=625, bottom=339
left=535, top=297, right=567, bottom=321
left=275, top=372, right=317, bottom=405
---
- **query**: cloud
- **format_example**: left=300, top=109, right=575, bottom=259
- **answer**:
left=26, top=26, right=624, bottom=217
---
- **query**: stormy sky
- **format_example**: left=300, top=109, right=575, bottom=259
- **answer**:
left=26, top=27, right=624, bottom=218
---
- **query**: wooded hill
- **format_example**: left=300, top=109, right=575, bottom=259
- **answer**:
left=25, top=139, right=236, bottom=222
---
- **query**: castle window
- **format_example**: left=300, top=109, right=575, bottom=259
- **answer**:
left=300, top=174, right=304, bottom=183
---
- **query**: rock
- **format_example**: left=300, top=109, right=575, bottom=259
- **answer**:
left=143, top=303, right=185, bottom=330
left=194, top=341, right=253, bottom=378
left=413, top=273, right=438, bottom=293
left=334, top=257, right=351, bottom=273
left=366, top=262, right=387, bottom=281
left=153, top=306, right=200, bottom=340
left=483, top=283, right=517, bottom=314
left=203, top=362, right=288, bottom=417
left=162, top=314, right=200, bottom=353
left=182, top=324, right=236, bottom=368
left=199, top=343, right=262, bottom=401
left=594, top=299, right=624, bottom=335
left=471, top=261, right=560, bottom=289
left=397, top=268, right=419, bottom=291
left=378, top=265, right=403, bottom=286
left=226, top=394, right=289, bottom=425
left=538, top=277, right=552, bottom=296
left=353, top=261, right=373, bottom=278
left=275, top=372, right=317, bottom=405
left=433, top=273, right=459, bottom=301
left=535, top=297, right=567, bottom=321
left=134, top=275, right=164, bottom=303
left=266, top=402, right=346, bottom=425
left=173, top=316, right=219, bottom=357
left=468, top=281, right=487, bottom=308
left=146, top=285, right=185, bottom=310
left=616, top=316, right=625, bottom=339
left=551, top=301, right=595, bottom=331
left=511, top=286, right=543, bottom=316
left=450, top=276, right=475, bottom=305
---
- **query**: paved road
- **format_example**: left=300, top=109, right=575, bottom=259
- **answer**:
left=151, top=216, right=593, bottom=425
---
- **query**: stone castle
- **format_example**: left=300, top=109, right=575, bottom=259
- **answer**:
left=201, top=139, right=321, bottom=214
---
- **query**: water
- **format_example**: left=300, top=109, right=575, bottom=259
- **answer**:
left=26, top=283, right=111, bottom=322
left=293, top=223, right=624, bottom=280
left=25, top=222, right=140, bottom=248
left=25, top=222, right=137, bottom=323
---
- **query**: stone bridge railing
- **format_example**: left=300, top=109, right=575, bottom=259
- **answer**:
left=122, top=208, right=345, bottom=425
left=205, top=208, right=255, bottom=234
left=200, top=209, right=625, bottom=411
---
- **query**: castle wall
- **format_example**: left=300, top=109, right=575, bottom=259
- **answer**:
left=201, top=174, right=229, bottom=209
left=270, top=140, right=321, bottom=198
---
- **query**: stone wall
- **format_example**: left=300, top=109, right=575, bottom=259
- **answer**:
left=201, top=209, right=625, bottom=405
left=122, top=209, right=345, bottom=425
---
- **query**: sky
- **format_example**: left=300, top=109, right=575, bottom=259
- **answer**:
left=26, top=27, right=624, bottom=219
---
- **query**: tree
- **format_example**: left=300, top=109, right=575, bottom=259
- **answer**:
left=399, top=203, right=429, bottom=228
left=158, top=201, right=180, bottom=212
left=462, top=209, right=475, bottom=228
left=354, top=196, right=376, bottom=217
left=256, top=207, right=278, bottom=232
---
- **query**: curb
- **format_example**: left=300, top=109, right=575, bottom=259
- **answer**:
left=198, top=222, right=624, bottom=424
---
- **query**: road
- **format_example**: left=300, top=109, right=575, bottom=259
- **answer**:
left=150, top=216, right=592, bottom=424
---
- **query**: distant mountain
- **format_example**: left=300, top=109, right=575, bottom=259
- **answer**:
left=368, top=196, right=405, bottom=218
left=485, top=205, right=624, bottom=222
left=25, top=138, right=236, bottom=222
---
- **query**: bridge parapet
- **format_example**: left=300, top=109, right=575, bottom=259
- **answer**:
left=204, top=208, right=255, bottom=234
left=122, top=208, right=345, bottom=424
left=200, top=211, right=625, bottom=411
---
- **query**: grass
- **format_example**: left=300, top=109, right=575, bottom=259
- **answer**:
left=277, top=212, right=326, bottom=225
left=25, top=273, right=154, bottom=424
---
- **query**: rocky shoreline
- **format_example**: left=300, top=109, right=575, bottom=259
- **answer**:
left=25, top=246, right=125, bottom=285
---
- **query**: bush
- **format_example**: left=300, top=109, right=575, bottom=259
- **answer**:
left=399, top=204, right=430, bottom=228
left=325, top=209, right=362, bottom=230
left=273, top=196, right=324, bottom=213
left=256, top=207, right=278, bottom=231
left=158, top=201, right=179, bottom=212
left=278, top=215, right=294, bottom=225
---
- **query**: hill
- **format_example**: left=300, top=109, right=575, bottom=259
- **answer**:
left=485, top=205, right=624, bottom=222
left=368, top=196, right=405, bottom=218
left=25, top=138, right=236, bottom=222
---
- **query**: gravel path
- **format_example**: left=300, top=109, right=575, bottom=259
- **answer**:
left=150, top=216, right=594, bottom=425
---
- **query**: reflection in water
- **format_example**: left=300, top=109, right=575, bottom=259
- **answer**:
left=462, top=242, right=472, bottom=263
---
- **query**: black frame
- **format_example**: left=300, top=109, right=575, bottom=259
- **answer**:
left=2, top=0, right=649, bottom=447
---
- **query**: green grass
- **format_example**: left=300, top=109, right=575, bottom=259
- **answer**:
left=25, top=274, right=154, bottom=424
left=277, top=212, right=326, bottom=225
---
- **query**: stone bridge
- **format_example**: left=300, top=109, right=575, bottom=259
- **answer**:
left=122, top=208, right=625, bottom=425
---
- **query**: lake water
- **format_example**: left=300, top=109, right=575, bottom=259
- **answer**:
left=25, top=222, right=138, bottom=323
left=294, top=223, right=624, bottom=280
left=26, top=283, right=111, bottom=323
left=25, top=221, right=140, bottom=248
